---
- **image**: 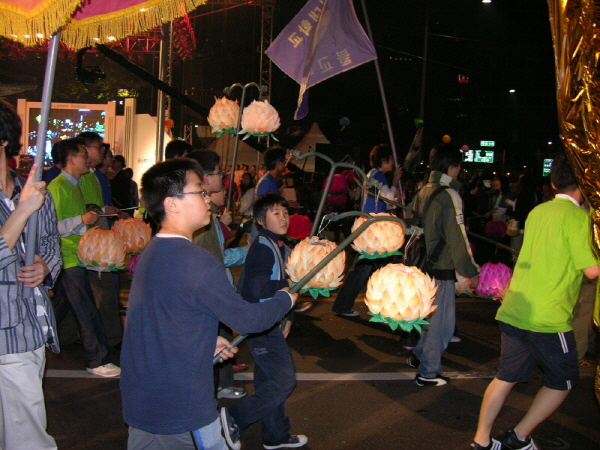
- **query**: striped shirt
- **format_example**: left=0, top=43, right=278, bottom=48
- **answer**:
left=0, top=170, right=62, bottom=355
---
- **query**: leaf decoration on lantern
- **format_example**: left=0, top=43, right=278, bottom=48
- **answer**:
left=208, top=96, right=240, bottom=137
left=286, top=237, right=345, bottom=297
left=113, top=218, right=152, bottom=254
left=77, top=227, right=126, bottom=273
left=239, top=100, right=280, bottom=140
left=368, top=312, right=430, bottom=333
left=351, top=213, right=405, bottom=259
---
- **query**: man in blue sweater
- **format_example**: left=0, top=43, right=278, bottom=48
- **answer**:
left=120, top=159, right=297, bottom=450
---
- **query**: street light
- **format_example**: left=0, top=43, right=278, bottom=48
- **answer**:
left=509, top=89, right=516, bottom=93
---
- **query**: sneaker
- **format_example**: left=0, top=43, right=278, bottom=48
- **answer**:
left=86, top=363, right=121, bottom=377
left=406, top=356, right=420, bottom=369
left=470, top=439, right=503, bottom=450
left=336, top=310, right=359, bottom=317
left=217, top=387, right=247, bottom=399
left=494, top=429, right=537, bottom=450
left=220, top=407, right=241, bottom=450
left=414, top=373, right=450, bottom=386
left=263, top=435, right=308, bottom=449
left=450, top=335, right=462, bottom=343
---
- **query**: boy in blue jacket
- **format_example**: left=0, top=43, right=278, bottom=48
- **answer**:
left=221, top=193, right=308, bottom=450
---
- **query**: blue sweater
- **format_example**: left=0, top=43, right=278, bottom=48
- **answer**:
left=120, top=236, right=292, bottom=434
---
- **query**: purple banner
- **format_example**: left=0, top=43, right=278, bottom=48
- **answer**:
left=266, top=0, right=377, bottom=119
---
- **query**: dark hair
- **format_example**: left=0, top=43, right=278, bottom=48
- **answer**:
left=369, top=144, right=393, bottom=169
left=494, top=175, right=510, bottom=195
left=431, top=143, right=462, bottom=174
left=240, top=171, right=255, bottom=194
left=253, top=193, right=288, bottom=230
left=141, top=158, right=204, bottom=225
left=550, top=153, right=578, bottom=193
left=57, top=138, right=86, bottom=167
left=187, top=149, right=220, bottom=173
left=114, top=155, right=126, bottom=167
left=76, top=131, right=102, bottom=147
left=0, top=100, right=22, bottom=158
left=165, top=139, right=193, bottom=159
left=51, top=141, right=61, bottom=165
left=123, top=167, right=133, bottom=178
left=263, top=146, right=287, bottom=170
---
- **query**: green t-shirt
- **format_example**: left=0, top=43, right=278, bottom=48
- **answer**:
left=47, top=174, right=86, bottom=269
left=496, top=196, right=597, bottom=332
left=80, top=171, right=104, bottom=207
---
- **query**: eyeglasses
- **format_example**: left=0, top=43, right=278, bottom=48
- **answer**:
left=178, top=189, right=210, bottom=199
left=206, top=172, right=224, bottom=178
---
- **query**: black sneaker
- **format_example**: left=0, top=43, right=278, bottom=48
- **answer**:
left=494, top=429, right=537, bottom=450
left=263, top=435, right=308, bottom=449
left=336, top=310, right=359, bottom=317
left=406, top=356, right=420, bottom=369
left=470, top=439, right=503, bottom=450
left=220, top=407, right=241, bottom=450
left=414, top=373, right=450, bottom=386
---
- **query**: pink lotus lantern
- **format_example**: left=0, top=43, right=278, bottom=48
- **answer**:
left=78, top=227, right=126, bottom=273
left=207, top=96, right=240, bottom=137
left=476, top=262, right=512, bottom=299
left=286, top=237, right=345, bottom=299
left=351, top=213, right=405, bottom=259
left=455, top=271, right=474, bottom=296
left=239, top=100, right=280, bottom=139
left=365, top=264, right=438, bottom=331
left=113, top=218, right=152, bottom=254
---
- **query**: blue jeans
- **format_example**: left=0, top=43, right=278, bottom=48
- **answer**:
left=128, top=418, right=228, bottom=450
left=228, top=324, right=296, bottom=446
left=413, top=279, right=455, bottom=377
left=52, top=266, right=109, bottom=369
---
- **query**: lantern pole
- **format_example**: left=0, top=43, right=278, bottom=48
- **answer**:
left=213, top=212, right=413, bottom=365
left=23, top=30, right=60, bottom=300
left=222, top=82, right=266, bottom=212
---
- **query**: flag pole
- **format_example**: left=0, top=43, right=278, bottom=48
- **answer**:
left=23, top=30, right=61, bottom=299
left=360, top=0, right=398, bottom=166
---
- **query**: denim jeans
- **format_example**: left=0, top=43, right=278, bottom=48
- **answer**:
left=52, top=266, right=109, bottom=369
left=413, top=279, right=455, bottom=378
left=127, top=418, right=228, bottom=450
left=228, top=324, right=296, bottom=446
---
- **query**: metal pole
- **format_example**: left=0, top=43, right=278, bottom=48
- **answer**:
left=360, top=0, right=398, bottom=165
left=419, top=2, right=429, bottom=121
left=23, top=30, right=60, bottom=299
left=155, top=24, right=170, bottom=162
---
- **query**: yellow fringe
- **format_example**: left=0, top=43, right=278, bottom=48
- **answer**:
left=0, top=0, right=84, bottom=45
left=61, top=0, right=208, bottom=50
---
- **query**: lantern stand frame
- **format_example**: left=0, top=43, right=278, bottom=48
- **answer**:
left=222, top=82, right=267, bottom=213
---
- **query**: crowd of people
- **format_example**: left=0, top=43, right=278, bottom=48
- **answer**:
left=0, top=95, right=598, bottom=450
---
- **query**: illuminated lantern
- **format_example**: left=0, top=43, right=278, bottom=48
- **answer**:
left=455, top=271, right=474, bottom=295
left=207, top=96, right=240, bottom=137
left=351, top=213, right=405, bottom=258
left=286, top=237, right=345, bottom=299
left=287, top=214, right=313, bottom=241
left=476, top=262, right=512, bottom=299
left=164, top=118, right=174, bottom=130
left=365, top=264, right=438, bottom=331
left=442, top=134, right=451, bottom=143
left=77, top=227, right=126, bottom=272
left=239, top=100, right=280, bottom=138
left=113, top=218, right=152, bottom=254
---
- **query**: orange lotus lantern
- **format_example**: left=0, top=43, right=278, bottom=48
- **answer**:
left=351, top=213, right=405, bottom=259
left=113, top=218, right=152, bottom=254
left=286, top=237, right=345, bottom=299
left=365, top=263, right=438, bottom=331
left=239, top=100, right=280, bottom=139
left=77, top=227, right=126, bottom=273
left=455, top=271, right=474, bottom=296
left=207, top=96, right=240, bottom=137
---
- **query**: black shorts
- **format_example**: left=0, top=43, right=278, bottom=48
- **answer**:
left=497, top=321, right=579, bottom=390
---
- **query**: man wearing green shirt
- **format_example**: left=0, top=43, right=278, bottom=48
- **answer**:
left=471, top=153, right=599, bottom=450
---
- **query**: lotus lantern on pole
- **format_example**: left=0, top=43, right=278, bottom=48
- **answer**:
left=207, top=96, right=240, bottom=137
left=77, top=227, right=126, bottom=273
left=351, top=213, right=405, bottom=259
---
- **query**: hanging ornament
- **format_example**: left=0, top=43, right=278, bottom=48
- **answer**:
left=365, top=264, right=438, bottom=332
left=239, top=100, right=280, bottom=140
left=113, top=218, right=152, bottom=254
left=207, top=96, right=240, bottom=137
left=455, top=271, right=474, bottom=296
left=442, top=135, right=451, bottom=143
left=476, top=262, right=512, bottom=299
left=351, top=213, right=405, bottom=259
left=286, top=237, right=345, bottom=299
left=77, top=227, right=126, bottom=273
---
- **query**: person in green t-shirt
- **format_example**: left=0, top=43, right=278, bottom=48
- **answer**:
left=471, top=153, right=599, bottom=450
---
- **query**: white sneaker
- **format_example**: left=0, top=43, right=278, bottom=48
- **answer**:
left=87, top=363, right=121, bottom=377
left=450, top=336, right=462, bottom=343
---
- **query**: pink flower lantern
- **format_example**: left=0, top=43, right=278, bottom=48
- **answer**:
left=207, top=96, right=240, bottom=137
left=476, top=262, right=512, bottom=299
left=239, top=100, right=280, bottom=139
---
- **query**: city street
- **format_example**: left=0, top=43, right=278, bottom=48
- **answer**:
left=44, top=292, right=600, bottom=450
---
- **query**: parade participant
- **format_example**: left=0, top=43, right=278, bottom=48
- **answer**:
left=256, top=147, right=287, bottom=196
left=120, top=159, right=296, bottom=450
left=165, top=138, right=192, bottom=159
left=223, top=193, right=308, bottom=450
left=471, top=153, right=599, bottom=450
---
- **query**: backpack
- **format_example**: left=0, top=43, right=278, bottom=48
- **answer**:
left=402, top=186, right=449, bottom=274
